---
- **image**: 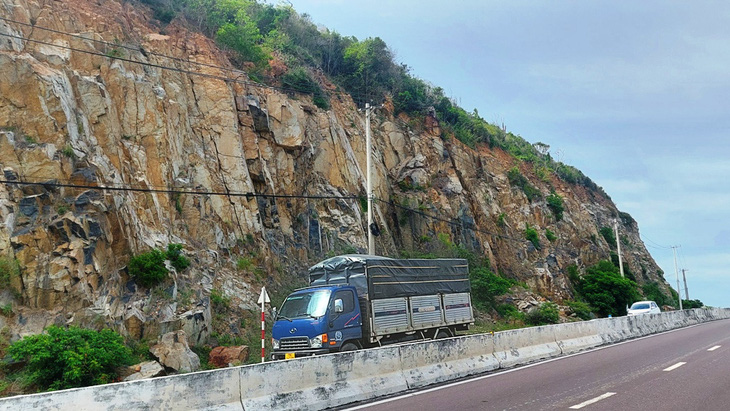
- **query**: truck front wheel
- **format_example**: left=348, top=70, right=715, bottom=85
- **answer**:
left=340, top=342, right=359, bottom=352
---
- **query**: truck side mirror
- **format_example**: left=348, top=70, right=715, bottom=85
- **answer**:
left=272, top=307, right=278, bottom=320
left=334, top=299, right=344, bottom=313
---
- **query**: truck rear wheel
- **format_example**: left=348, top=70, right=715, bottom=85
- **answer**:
left=435, top=330, right=450, bottom=339
left=340, top=342, right=358, bottom=352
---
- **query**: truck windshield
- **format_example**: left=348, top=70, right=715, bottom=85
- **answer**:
left=278, top=290, right=331, bottom=319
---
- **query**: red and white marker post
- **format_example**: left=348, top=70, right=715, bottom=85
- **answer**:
left=257, top=286, right=271, bottom=363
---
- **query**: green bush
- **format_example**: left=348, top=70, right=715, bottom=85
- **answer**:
left=565, top=300, right=593, bottom=320
left=215, top=21, right=268, bottom=69
left=577, top=260, right=639, bottom=317
left=470, top=267, right=514, bottom=310
left=281, top=67, right=329, bottom=109
left=129, top=249, right=168, bottom=288
left=545, top=229, right=557, bottom=242
left=166, top=243, right=190, bottom=272
left=566, top=264, right=581, bottom=287
left=641, top=281, right=673, bottom=306
left=546, top=192, right=564, bottom=221
left=497, top=213, right=506, bottom=227
left=0, top=257, right=21, bottom=296
left=236, top=257, right=254, bottom=271
left=599, top=226, right=616, bottom=248
left=682, top=299, right=704, bottom=309
left=507, top=167, right=541, bottom=201
left=210, top=289, right=231, bottom=308
left=8, top=326, right=134, bottom=391
left=524, top=224, right=541, bottom=250
left=525, top=302, right=559, bottom=325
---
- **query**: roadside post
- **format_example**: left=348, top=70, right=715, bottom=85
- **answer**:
left=258, top=286, right=271, bottom=363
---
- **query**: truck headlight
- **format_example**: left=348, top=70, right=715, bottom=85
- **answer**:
left=310, top=333, right=327, bottom=348
left=272, top=338, right=279, bottom=350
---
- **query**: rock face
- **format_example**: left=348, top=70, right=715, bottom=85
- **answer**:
left=149, top=330, right=200, bottom=373
left=0, top=0, right=672, bottom=344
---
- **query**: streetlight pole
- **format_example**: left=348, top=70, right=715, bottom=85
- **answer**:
left=614, top=220, right=624, bottom=277
left=365, top=103, right=374, bottom=255
left=672, top=246, right=683, bottom=310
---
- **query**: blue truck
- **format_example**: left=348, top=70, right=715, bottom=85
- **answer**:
left=271, top=255, right=474, bottom=360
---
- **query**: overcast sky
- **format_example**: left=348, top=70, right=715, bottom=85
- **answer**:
left=288, top=0, right=730, bottom=308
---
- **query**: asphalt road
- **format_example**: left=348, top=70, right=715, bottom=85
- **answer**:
left=346, top=318, right=730, bottom=411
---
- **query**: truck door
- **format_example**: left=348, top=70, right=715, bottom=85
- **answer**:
left=329, top=289, right=362, bottom=347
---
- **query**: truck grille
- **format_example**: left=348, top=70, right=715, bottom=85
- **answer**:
left=280, top=336, right=310, bottom=350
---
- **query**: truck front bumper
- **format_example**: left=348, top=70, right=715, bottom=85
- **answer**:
left=271, top=348, right=331, bottom=360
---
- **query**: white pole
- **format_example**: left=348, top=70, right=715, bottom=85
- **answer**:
left=261, top=297, right=265, bottom=363
left=366, top=103, right=374, bottom=255
left=614, top=220, right=624, bottom=277
left=672, top=246, right=683, bottom=310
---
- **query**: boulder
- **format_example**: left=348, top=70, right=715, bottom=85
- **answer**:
left=121, top=361, right=166, bottom=381
left=209, top=345, right=249, bottom=368
left=149, top=330, right=200, bottom=373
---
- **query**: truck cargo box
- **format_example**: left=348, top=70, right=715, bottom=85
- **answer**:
left=309, top=255, right=473, bottom=341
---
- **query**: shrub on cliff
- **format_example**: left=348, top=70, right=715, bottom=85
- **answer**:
left=525, top=302, right=559, bottom=325
left=577, top=260, right=639, bottom=317
left=546, top=191, right=564, bottom=221
left=599, top=226, right=616, bottom=248
left=129, top=249, right=168, bottom=288
left=166, top=243, right=190, bottom=272
left=524, top=224, right=541, bottom=250
left=8, top=326, right=134, bottom=391
left=470, top=267, right=514, bottom=310
left=0, top=257, right=21, bottom=297
left=281, top=67, right=329, bottom=109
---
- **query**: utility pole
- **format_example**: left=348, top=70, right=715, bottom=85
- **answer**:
left=614, top=220, right=624, bottom=277
left=672, top=246, right=683, bottom=310
left=682, top=269, right=689, bottom=300
left=365, top=103, right=375, bottom=255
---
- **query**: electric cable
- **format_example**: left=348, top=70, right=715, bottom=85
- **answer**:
left=0, top=178, right=359, bottom=201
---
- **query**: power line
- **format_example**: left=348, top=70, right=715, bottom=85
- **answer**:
left=640, top=235, right=672, bottom=249
left=0, top=178, right=359, bottom=201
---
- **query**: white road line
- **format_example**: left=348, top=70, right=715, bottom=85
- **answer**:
left=708, top=345, right=721, bottom=351
left=569, top=392, right=616, bottom=409
left=341, top=324, right=706, bottom=410
left=663, top=362, right=687, bottom=372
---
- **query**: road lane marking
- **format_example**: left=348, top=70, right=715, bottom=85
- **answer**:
left=569, top=392, right=616, bottom=409
left=663, top=362, right=686, bottom=371
left=708, top=345, right=721, bottom=351
left=343, top=323, right=712, bottom=410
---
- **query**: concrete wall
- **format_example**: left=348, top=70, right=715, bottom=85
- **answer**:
left=1, top=308, right=728, bottom=411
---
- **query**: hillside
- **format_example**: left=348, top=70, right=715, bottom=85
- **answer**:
left=0, top=0, right=673, bottom=353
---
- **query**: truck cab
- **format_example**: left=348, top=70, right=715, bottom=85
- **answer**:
left=271, top=285, right=363, bottom=360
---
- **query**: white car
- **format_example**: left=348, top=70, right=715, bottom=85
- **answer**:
left=627, top=300, right=661, bottom=316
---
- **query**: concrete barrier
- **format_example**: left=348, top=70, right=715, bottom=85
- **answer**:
left=0, top=367, right=243, bottom=411
left=239, top=345, right=406, bottom=410
left=1, top=308, right=728, bottom=410
left=399, top=333, right=498, bottom=389
left=493, top=325, right=562, bottom=368
left=552, top=319, right=603, bottom=355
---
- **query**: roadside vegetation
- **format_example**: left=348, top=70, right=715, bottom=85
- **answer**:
left=4, top=326, right=135, bottom=392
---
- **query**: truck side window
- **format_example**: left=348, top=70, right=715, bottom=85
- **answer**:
left=333, top=290, right=355, bottom=313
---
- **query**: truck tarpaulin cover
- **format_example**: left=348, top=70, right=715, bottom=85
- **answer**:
left=309, top=255, right=470, bottom=299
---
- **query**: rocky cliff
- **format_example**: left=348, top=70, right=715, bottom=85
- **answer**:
left=0, top=0, right=671, bottom=344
